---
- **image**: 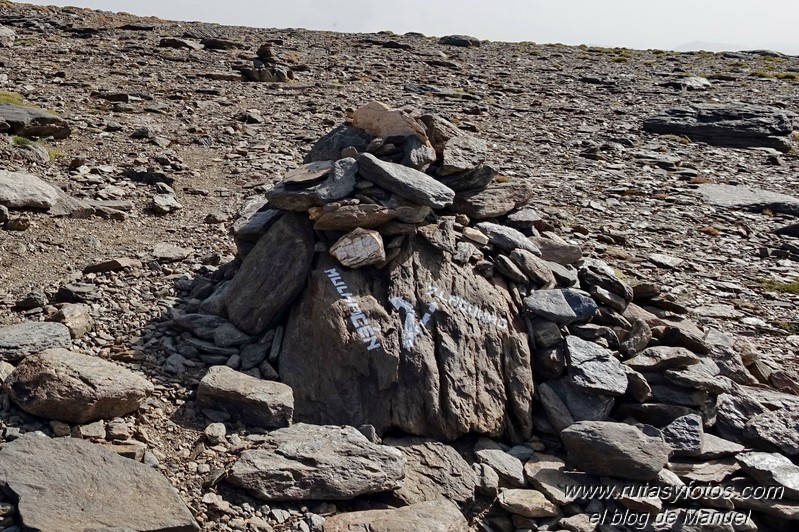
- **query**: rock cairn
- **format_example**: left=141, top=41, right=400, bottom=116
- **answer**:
left=146, top=101, right=799, bottom=529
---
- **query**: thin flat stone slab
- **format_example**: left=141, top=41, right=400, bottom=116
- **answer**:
left=561, top=421, right=671, bottom=481
left=669, top=458, right=741, bottom=483
left=196, top=365, right=293, bottom=429
left=737, top=452, right=799, bottom=500
left=624, top=346, right=699, bottom=372
left=450, top=181, right=536, bottom=219
left=696, top=184, right=799, bottom=216
left=283, top=160, right=333, bottom=186
left=357, top=153, right=454, bottom=208
left=0, top=321, right=72, bottom=362
left=524, top=289, right=598, bottom=325
left=476, top=221, right=540, bottom=255
left=565, top=335, right=627, bottom=396
left=227, top=424, right=405, bottom=501
left=0, top=103, right=71, bottom=139
left=745, top=408, right=799, bottom=456
left=643, top=103, right=793, bottom=152
left=0, top=434, right=199, bottom=531
left=524, top=453, right=592, bottom=505
left=497, top=489, right=559, bottom=518
left=322, top=499, right=468, bottom=532
left=352, top=101, right=429, bottom=144
left=4, top=348, right=154, bottom=424
left=0, top=169, right=62, bottom=209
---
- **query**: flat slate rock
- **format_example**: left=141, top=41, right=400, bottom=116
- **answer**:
left=564, top=335, right=627, bottom=396
left=4, top=348, right=154, bottom=424
left=323, top=499, right=468, bottom=532
left=737, top=451, right=799, bottom=500
left=0, top=321, right=72, bottom=362
left=524, top=289, right=598, bottom=325
left=561, top=421, right=671, bottom=481
left=196, top=365, right=293, bottom=429
left=0, top=434, right=199, bottom=531
left=0, top=103, right=71, bottom=139
left=227, top=423, right=405, bottom=501
left=696, top=183, right=799, bottom=216
left=357, top=153, right=455, bottom=208
left=643, top=103, right=793, bottom=152
left=0, top=169, right=62, bottom=209
left=450, top=181, right=536, bottom=219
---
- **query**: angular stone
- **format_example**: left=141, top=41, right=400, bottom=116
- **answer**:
left=565, top=335, right=627, bottom=396
left=0, top=321, right=72, bottom=362
left=0, top=25, right=15, bottom=47
left=510, top=249, right=557, bottom=287
left=55, top=303, right=93, bottom=339
left=663, top=414, right=704, bottom=457
left=439, top=34, right=481, bottom=47
left=669, top=458, right=740, bottom=483
left=402, top=134, right=437, bottom=170
left=284, top=160, right=333, bottom=186
left=225, top=212, right=314, bottom=335
left=151, top=193, right=182, bottom=214
left=698, top=433, right=746, bottom=459
left=697, top=183, right=799, bottom=216
left=4, top=348, right=153, bottom=424
left=153, top=243, right=192, bottom=262
left=494, top=254, right=528, bottom=283
left=213, top=323, right=251, bottom=348
left=716, top=392, right=769, bottom=442
left=624, top=346, right=699, bottom=372
left=0, top=434, right=198, bottom=531
left=498, top=489, right=559, bottom=518
left=438, top=134, right=487, bottom=176
left=82, top=257, right=142, bottom=274
left=0, top=103, right=71, bottom=139
left=0, top=169, right=61, bottom=209
left=197, top=366, right=293, bottom=429
left=548, top=377, right=615, bottom=422
left=620, top=318, right=652, bottom=357
left=353, top=101, right=429, bottom=144
left=329, top=227, right=386, bottom=268
left=383, top=437, right=477, bottom=504
left=437, top=163, right=497, bottom=192
left=304, top=125, right=371, bottom=163
left=745, top=408, right=799, bottom=456
left=358, top=153, right=454, bottom=208
left=451, top=181, right=536, bottom=219
left=737, top=452, right=799, bottom=500
left=312, top=203, right=396, bottom=231
left=476, top=222, right=540, bottom=254
left=644, top=103, right=793, bottom=152
left=474, top=441, right=526, bottom=487
left=561, top=421, right=671, bottom=481
left=529, top=236, right=582, bottom=265
left=323, top=499, right=468, bottom=532
left=227, top=423, right=405, bottom=500
left=267, top=158, right=358, bottom=211
left=524, top=289, right=598, bottom=325
left=537, top=381, right=574, bottom=431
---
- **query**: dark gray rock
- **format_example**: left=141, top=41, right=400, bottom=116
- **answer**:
left=696, top=183, right=799, bottom=216
left=304, top=125, right=371, bottom=163
left=745, top=408, right=799, bottom=456
left=561, top=421, right=671, bottom=481
left=716, top=391, right=769, bottom=443
left=663, top=414, right=704, bottom=457
left=197, top=365, right=293, bottom=429
left=476, top=222, right=540, bottom=254
left=383, top=437, right=477, bottom=504
left=0, top=321, right=72, bottom=362
left=358, top=153, right=455, bottom=208
left=547, top=377, right=614, bottom=422
left=266, top=158, right=358, bottom=211
left=280, top=235, right=533, bottom=442
left=225, top=212, right=315, bottom=335
left=439, top=34, right=481, bottom=47
left=227, top=423, right=405, bottom=501
left=643, top=103, right=793, bottom=152
left=0, top=434, right=199, bottom=531
left=524, top=289, right=598, bottom=325
left=451, top=181, right=536, bottom=219
left=4, top=348, right=154, bottom=424
left=565, top=335, right=627, bottom=396
left=323, top=499, right=468, bottom=532
left=0, top=103, right=71, bottom=139
left=660, top=76, right=712, bottom=91
left=624, top=346, right=700, bottom=372
left=436, top=163, right=497, bottom=192
left=474, top=439, right=526, bottom=487
left=438, top=134, right=487, bottom=176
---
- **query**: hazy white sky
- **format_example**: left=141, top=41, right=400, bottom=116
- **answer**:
left=18, top=0, right=799, bottom=53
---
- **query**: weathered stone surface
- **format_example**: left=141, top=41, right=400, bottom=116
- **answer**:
left=474, top=440, right=526, bottom=487
left=438, top=133, right=487, bottom=176
left=663, top=414, right=704, bottom=457
left=439, top=34, right=481, bottom=47
left=0, top=103, right=71, bottom=139
left=436, top=163, right=497, bottom=192
left=565, top=335, right=627, bottom=396
left=476, top=221, right=540, bottom=254
left=497, top=489, right=559, bottom=518
left=0, top=25, right=15, bottom=47
left=280, top=235, right=533, bottom=442
left=313, top=203, right=397, bottom=230
left=547, top=377, right=615, bottom=422
left=660, top=76, right=712, bottom=91
left=620, top=318, right=653, bottom=357
left=353, top=101, right=429, bottom=143
left=304, top=125, right=370, bottom=163
left=696, top=183, right=799, bottom=216
left=196, top=365, right=293, bottom=429
left=510, top=249, right=557, bottom=288
left=524, top=453, right=587, bottom=505
left=450, top=181, right=535, bottom=219
left=669, top=458, right=740, bottom=483
left=384, top=437, right=476, bottom=504
left=644, top=103, right=793, bottom=152
left=529, top=236, right=582, bottom=265
left=0, top=434, right=199, bottom=531
left=624, top=346, right=699, bottom=372
left=322, top=499, right=468, bottom=532
left=153, top=242, right=192, bottom=262
left=227, top=424, right=405, bottom=501
left=267, top=158, right=358, bottom=211
left=329, top=227, right=386, bottom=268
left=698, top=433, right=746, bottom=459
left=225, top=212, right=315, bottom=335
left=4, top=348, right=153, bottom=423
left=83, top=257, right=142, bottom=274
left=745, top=408, right=799, bottom=456
left=0, top=169, right=62, bottom=209
left=737, top=452, right=799, bottom=500
left=561, top=421, right=671, bottom=480
left=0, top=321, right=72, bottom=362
left=55, top=302, right=93, bottom=339
left=524, top=289, right=598, bottom=325
left=358, top=153, right=455, bottom=208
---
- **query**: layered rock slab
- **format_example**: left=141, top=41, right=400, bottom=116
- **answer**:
left=280, top=235, right=534, bottom=442
left=0, top=434, right=199, bottom=531
left=322, top=499, right=468, bottom=531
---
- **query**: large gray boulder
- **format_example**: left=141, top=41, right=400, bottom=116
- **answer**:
left=560, top=421, right=672, bottom=481
left=0, top=321, right=72, bottom=362
left=696, top=184, right=799, bottom=217
left=0, top=103, right=71, bottom=139
left=279, top=234, right=534, bottom=442
left=323, top=499, right=468, bottom=532
left=225, top=212, right=315, bottom=335
left=227, top=423, right=406, bottom=501
left=196, top=365, right=293, bottom=429
left=4, top=348, right=154, bottom=424
left=357, top=153, right=455, bottom=208
left=0, top=170, right=62, bottom=210
left=643, top=103, right=793, bottom=152
left=0, top=434, right=199, bottom=531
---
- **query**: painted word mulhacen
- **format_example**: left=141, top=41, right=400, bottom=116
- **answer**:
left=325, top=268, right=381, bottom=351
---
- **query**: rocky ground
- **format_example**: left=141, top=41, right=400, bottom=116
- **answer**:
left=0, top=2, right=798, bottom=531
